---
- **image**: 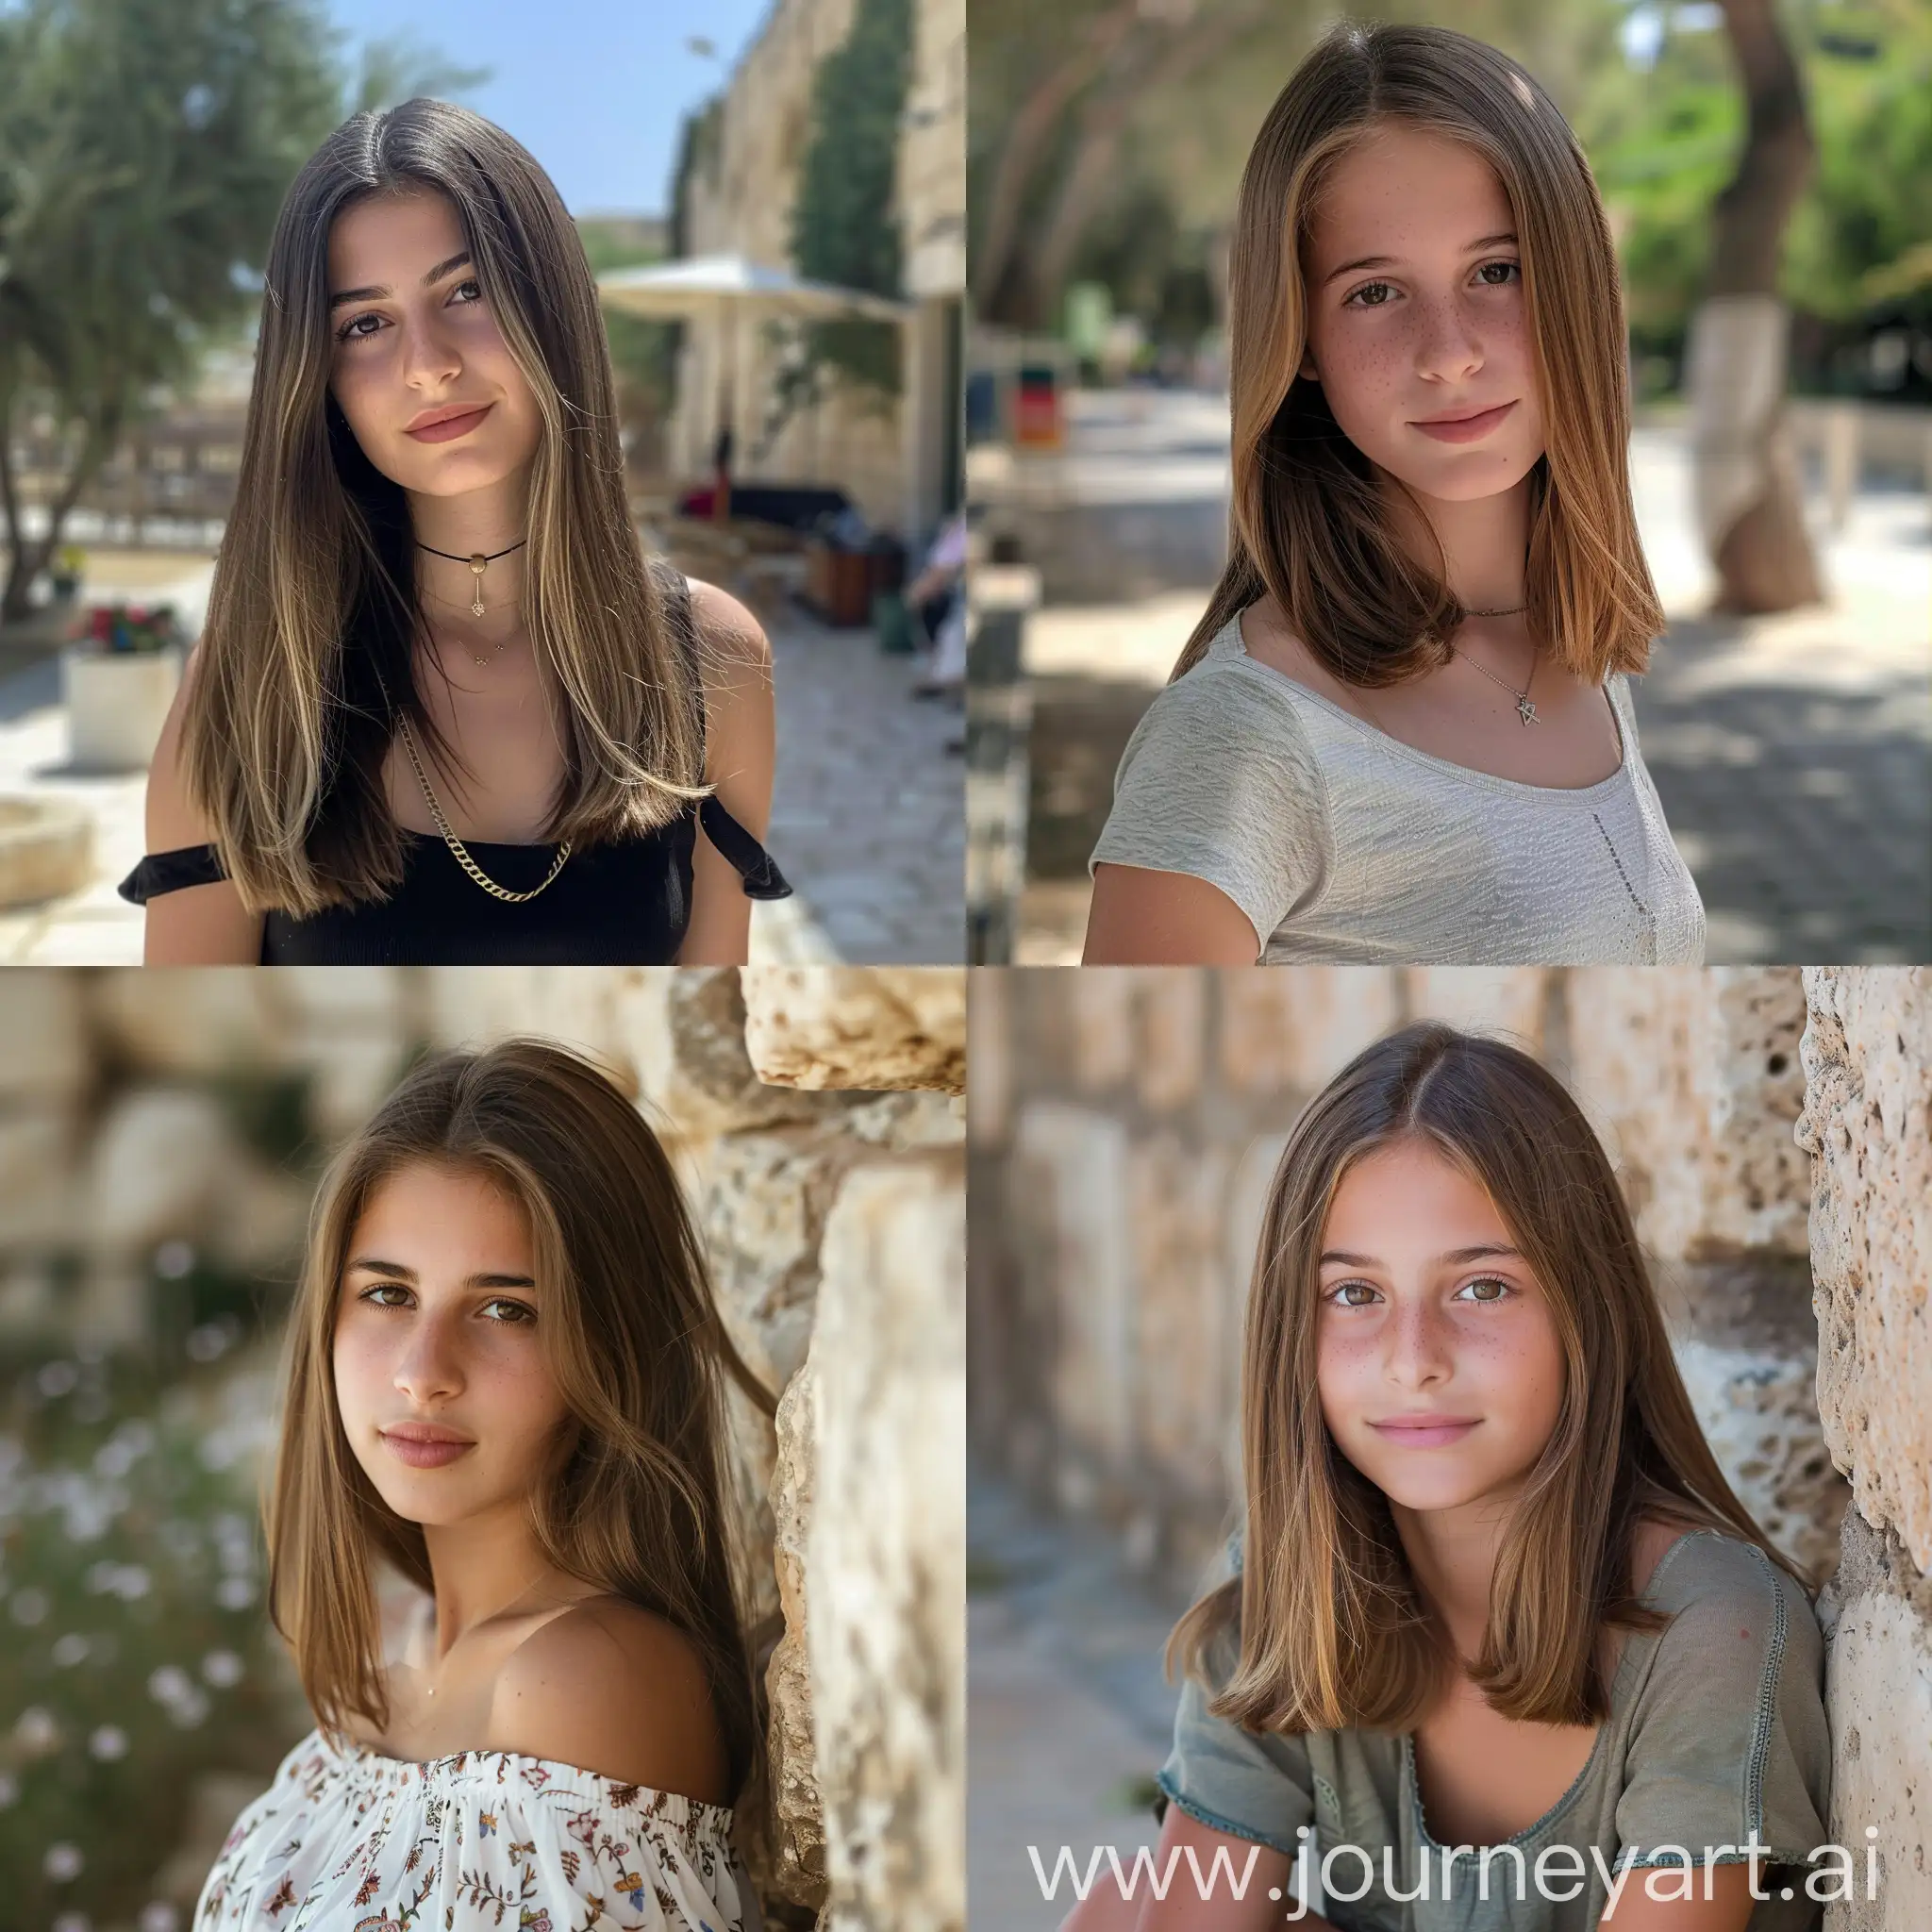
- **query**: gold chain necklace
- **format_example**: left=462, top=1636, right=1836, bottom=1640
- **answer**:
left=396, top=714, right=570, bottom=902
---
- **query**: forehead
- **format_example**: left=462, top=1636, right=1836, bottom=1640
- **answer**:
left=1324, top=1139, right=1512, bottom=1246
left=1303, top=122, right=1512, bottom=263
left=327, top=188, right=465, bottom=283
left=346, top=1161, right=531, bottom=1265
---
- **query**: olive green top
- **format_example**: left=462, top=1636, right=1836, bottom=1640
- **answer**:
left=1158, top=1529, right=1831, bottom=1931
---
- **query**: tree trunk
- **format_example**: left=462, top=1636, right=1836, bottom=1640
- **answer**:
left=1690, top=0, right=1820, bottom=613
left=0, top=406, right=117, bottom=625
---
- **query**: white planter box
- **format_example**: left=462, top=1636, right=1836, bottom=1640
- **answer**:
left=62, top=643, right=184, bottom=773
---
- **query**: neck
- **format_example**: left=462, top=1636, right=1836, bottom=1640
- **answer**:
left=1385, top=466, right=1533, bottom=616
left=408, top=475, right=531, bottom=620
left=419, top=1506, right=570, bottom=1662
left=1389, top=1491, right=1519, bottom=1661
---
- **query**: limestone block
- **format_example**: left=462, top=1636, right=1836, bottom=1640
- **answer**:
left=705, top=1131, right=852, bottom=1393
left=423, top=966, right=625, bottom=1067
left=742, top=969, right=965, bottom=1094
left=1406, top=968, right=1554, bottom=1052
left=1126, top=1135, right=1233, bottom=1505
left=1010, top=1104, right=1132, bottom=1486
left=0, top=971, right=87, bottom=1103
left=806, top=1153, right=964, bottom=1932
left=89, top=969, right=279, bottom=1075
left=1215, top=969, right=1402, bottom=1096
left=1671, top=1337, right=1846, bottom=1582
left=1137, top=974, right=1205, bottom=1113
left=1817, top=1511, right=1932, bottom=1930
left=1569, top=967, right=1809, bottom=1267
left=761, top=1355, right=828, bottom=1911
left=0, top=1110, right=76, bottom=1250
left=1798, top=968, right=1932, bottom=1571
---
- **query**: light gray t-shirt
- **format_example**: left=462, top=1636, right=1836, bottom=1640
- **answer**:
left=1158, top=1529, right=1830, bottom=1932
left=1090, top=616, right=1706, bottom=965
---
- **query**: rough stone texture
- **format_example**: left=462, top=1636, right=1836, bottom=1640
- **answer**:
left=764, top=1357, right=830, bottom=1913
left=808, top=1153, right=965, bottom=1932
left=743, top=967, right=966, bottom=1093
left=1799, top=969, right=1932, bottom=1570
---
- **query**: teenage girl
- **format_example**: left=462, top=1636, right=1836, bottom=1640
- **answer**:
left=130, top=99, right=789, bottom=965
left=1085, top=24, right=1704, bottom=968
left=1065, top=1023, right=1827, bottom=1931
left=194, top=1040, right=772, bottom=1929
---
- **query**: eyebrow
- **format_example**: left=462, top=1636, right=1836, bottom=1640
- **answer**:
left=1319, top=1243, right=1523, bottom=1268
left=328, top=250, right=474, bottom=313
left=345, top=1255, right=537, bottom=1291
left=1322, top=232, right=1519, bottom=287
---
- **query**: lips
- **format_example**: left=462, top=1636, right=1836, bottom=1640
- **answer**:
left=1370, top=1417, right=1480, bottom=1447
left=380, top=1422, right=475, bottom=1469
left=405, top=403, right=492, bottom=442
left=1410, top=401, right=1514, bottom=444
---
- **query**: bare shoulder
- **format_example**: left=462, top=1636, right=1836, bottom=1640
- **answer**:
left=685, top=576, right=773, bottom=676
left=486, top=1596, right=729, bottom=1803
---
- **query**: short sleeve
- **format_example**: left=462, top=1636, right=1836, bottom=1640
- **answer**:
left=1614, top=1536, right=1831, bottom=1870
left=1156, top=1525, right=1315, bottom=1857
left=1090, top=662, right=1332, bottom=956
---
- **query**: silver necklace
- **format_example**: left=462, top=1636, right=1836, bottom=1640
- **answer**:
left=1449, top=603, right=1539, bottom=725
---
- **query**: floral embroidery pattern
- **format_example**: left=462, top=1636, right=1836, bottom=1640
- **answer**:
left=190, top=1728, right=747, bottom=1931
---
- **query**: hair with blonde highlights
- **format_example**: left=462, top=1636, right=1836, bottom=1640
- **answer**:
left=1167, top=1022, right=1808, bottom=1739
left=181, top=99, right=707, bottom=916
left=264, top=1038, right=774, bottom=1804
left=1172, top=21, right=1664, bottom=687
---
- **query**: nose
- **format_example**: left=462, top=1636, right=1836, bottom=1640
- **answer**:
left=1382, top=1294, right=1454, bottom=1390
left=401, top=311, right=463, bottom=392
left=391, top=1311, right=465, bottom=1407
left=1410, top=289, right=1486, bottom=387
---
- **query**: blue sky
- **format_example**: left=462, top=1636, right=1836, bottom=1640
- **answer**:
left=324, top=0, right=774, bottom=214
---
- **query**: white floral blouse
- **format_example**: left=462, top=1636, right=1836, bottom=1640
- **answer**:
left=192, top=1726, right=758, bottom=1931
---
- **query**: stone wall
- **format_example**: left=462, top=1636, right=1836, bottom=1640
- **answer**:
left=0, top=966, right=966, bottom=1932
left=672, top=0, right=963, bottom=537
left=969, top=966, right=1844, bottom=1593
left=1798, top=969, right=1932, bottom=1931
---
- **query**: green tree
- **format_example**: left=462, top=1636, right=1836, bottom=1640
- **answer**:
left=0, top=2, right=491, bottom=624
left=778, top=0, right=913, bottom=421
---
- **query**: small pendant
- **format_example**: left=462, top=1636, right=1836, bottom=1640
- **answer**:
left=470, top=555, right=487, bottom=619
left=1517, top=694, right=1539, bottom=725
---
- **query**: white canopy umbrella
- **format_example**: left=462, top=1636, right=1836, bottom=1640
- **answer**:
left=596, top=254, right=912, bottom=491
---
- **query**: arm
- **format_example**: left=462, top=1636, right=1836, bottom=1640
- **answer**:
left=486, top=1598, right=730, bottom=1805
left=1059, top=1801, right=1333, bottom=1932
left=1599, top=1859, right=1759, bottom=1930
left=1083, top=863, right=1261, bottom=965
left=677, top=579, right=776, bottom=967
left=141, top=649, right=265, bottom=964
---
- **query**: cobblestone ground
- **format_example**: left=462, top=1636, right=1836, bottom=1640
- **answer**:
left=0, top=575, right=962, bottom=964
left=969, top=1465, right=1186, bottom=1930
left=1006, top=404, right=1932, bottom=965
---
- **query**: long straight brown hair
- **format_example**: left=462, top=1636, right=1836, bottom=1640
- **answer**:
left=183, top=99, right=708, bottom=915
left=264, top=1039, right=775, bottom=1804
left=1173, top=21, right=1665, bottom=687
left=1168, top=1022, right=1808, bottom=1739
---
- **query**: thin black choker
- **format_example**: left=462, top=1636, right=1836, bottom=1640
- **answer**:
left=416, top=539, right=526, bottom=618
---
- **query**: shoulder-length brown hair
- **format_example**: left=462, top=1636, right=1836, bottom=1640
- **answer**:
left=183, top=99, right=707, bottom=916
left=264, top=1038, right=774, bottom=1804
left=1173, top=21, right=1664, bottom=687
left=1168, top=1021, right=1807, bottom=1738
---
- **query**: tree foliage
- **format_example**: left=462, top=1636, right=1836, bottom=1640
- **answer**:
left=776, top=0, right=913, bottom=424
left=0, top=0, right=491, bottom=619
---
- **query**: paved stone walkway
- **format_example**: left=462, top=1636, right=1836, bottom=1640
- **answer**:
left=0, top=569, right=961, bottom=963
left=969, top=1465, right=1184, bottom=1930
left=1005, top=403, right=1932, bottom=964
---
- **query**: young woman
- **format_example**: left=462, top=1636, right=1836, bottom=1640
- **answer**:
left=194, top=1040, right=773, bottom=1929
left=1065, top=1024, right=1828, bottom=1931
left=1085, top=23, right=1704, bottom=967
left=127, top=98, right=790, bottom=965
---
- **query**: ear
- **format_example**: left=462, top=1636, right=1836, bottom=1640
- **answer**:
left=1297, top=351, right=1319, bottom=385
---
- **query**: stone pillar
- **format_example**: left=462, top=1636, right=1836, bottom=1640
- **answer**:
left=1798, top=967, right=1932, bottom=1931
